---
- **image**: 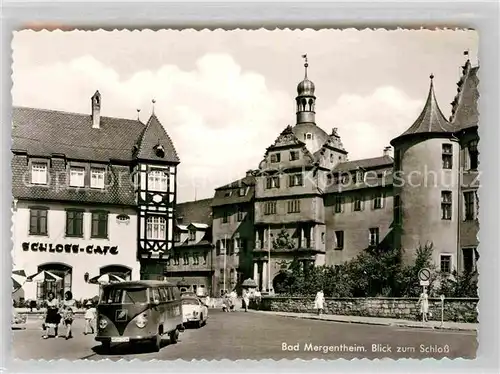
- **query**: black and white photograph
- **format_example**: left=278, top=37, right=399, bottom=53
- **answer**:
left=10, top=29, right=479, bottom=361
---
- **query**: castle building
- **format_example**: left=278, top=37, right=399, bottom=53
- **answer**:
left=207, top=56, right=479, bottom=294
left=11, top=92, right=179, bottom=301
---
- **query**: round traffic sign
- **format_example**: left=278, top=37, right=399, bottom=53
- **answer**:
left=418, top=268, right=431, bottom=282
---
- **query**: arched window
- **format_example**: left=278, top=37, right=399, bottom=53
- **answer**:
left=36, top=263, right=72, bottom=301
left=100, top=265, right=132, bottom=281
left=146, top=216, right=166, bottom=240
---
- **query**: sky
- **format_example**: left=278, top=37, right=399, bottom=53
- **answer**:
left=12, top=29, right=478, bottom=203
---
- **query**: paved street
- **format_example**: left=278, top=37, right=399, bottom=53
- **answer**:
left=13, top=310, right=477, bottom=360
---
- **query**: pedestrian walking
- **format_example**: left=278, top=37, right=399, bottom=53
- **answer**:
left=84, top=301, right=96, bottom=335
left=314, top=289, right=325, bottom=316
left=418, top=288, right=429, bottom=322
left=242, top=289, right=250, bottom=312
left=42, top=291, right=61, bottom=339
left=229, top=290, right=237, bottom=312
left=59, top=291, right=76, bottom=340
left=205, top=295, right=211, bottom=308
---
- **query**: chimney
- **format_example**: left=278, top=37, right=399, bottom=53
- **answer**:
left=91, top=90, right=101, bottom=129
left=383, top=146, right=392, bottom=157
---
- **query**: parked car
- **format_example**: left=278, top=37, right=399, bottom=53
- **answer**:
left=12, top=309, right=27, bottom=329
left=181, top=296, right=208, bottom=328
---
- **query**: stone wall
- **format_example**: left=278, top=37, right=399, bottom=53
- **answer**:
left=257, top=296, right=478, bottom=323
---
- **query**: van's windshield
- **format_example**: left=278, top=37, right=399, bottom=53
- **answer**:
left=100, top=287, right=148, bottom=304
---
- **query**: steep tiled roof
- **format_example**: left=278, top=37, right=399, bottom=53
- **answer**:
left=12, top=106, right=144, bottom=162
left=135, top=114, right=180, bottom=163
left=176, top=198, right=213, bottom=226
left=333, top=155, right=393, bottom=173
left=450, top=64, right=479, bottom=131
left=211, top=174, right=255, bottom=207
left=391, top=76, right=455, bottom=145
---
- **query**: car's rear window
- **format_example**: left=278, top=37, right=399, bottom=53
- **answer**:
left=182, top=299, right=199, bottom=306
left=101, top=287, right=148, bottom=304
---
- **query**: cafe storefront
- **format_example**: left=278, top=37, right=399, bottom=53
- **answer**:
left=12, top=201, right=140, bottom=302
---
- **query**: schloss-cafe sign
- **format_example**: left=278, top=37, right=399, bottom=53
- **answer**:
left=23, top=242, right=119, bottom=255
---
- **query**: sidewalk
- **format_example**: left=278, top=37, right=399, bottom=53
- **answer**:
left=249, top=310, right=477, bottom=331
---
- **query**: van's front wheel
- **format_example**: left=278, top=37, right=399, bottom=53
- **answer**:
left=169, top=329, right=179, bottom=344
left=151, top=334, right=161, bottom=352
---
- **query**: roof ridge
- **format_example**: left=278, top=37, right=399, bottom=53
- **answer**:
left=13, top=105, right=142, bottom=124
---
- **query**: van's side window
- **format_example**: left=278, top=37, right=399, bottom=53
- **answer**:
left=159, top=287, right=168, bottom=302
left=167, top=287, right=174, bottom=301
left=150, top=288, right=160, bottom=302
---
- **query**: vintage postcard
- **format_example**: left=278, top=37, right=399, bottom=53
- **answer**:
left=11, top=29, right=479, bottom=361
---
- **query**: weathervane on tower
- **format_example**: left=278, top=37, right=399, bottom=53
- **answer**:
left=302, top=53, right=308, bottom=78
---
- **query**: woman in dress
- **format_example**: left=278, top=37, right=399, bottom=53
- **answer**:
left=42, top=291, right=60, bottom=339
left=418, top=288, right=429, bottom=322
left=314, top=289, right=325, bottom=316
left=59, top=291, right=76, bottom=340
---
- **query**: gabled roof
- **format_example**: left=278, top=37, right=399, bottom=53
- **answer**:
left=215, top=174, right=256, bottom=190
left=269, top=125, right=304, bottom=149
left=12, top=106, right=144, bottom=162
left=333, top=155, right=393, bottom=173
left=450, top=62, right=479, bottom=131
left=391, top=75, right=455, bottom=145
left=211, top=174, right=255, bottom=207
left=176, top=198, right=213, bottom=226
left=135, top=114, right=180, bottom=163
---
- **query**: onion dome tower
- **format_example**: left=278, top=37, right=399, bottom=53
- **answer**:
left=292, top=55, right=329, bottom=154
left=390, top=74, right=459, bottom=267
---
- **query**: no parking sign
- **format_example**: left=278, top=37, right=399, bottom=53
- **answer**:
left=418, top=268, right=431, bottom=286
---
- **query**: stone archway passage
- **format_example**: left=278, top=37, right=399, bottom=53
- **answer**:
left=272, top=272, right=289, bottom=294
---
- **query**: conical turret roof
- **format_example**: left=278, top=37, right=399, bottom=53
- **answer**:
left=392, top=75, right=454, bottom=145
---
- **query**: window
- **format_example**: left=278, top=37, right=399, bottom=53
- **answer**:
left=237, top=207, right=244, bottom=222
left=183, top=253, right=189, bottom=265
left=353, top=196, right=362, bottom=211
left=287, top=200, right=301, bottom=213
left=36, top=263, right=72, bottom=300
left=462, top=248, right=477, bottom=273
left=290, top=151, right=300, bottom=161
left=193, top=252, right=200, bottom=265
left=288, top=173, right=303, bottom=187
left=146, top=216, right=166, bottom=240
left=222, top=211, right=229, bottom=223
left=174, top=231, right=181, bottom=242
left=203, top=252, right=208, bottom=265
left=238, top=187, right=246, bottom=197
left=321, top=232, right=325, bottom=244
left=335, top=231, right=344, bottom=250
left=394, top=195, right=402, bottom=225
left=66, top=210, right=84, bottom=237
left=148, top=170, right=169, bottom=192
left=235, top=238, right=242, bottom=249
left=224, top=190, right=232, bottom=197
left=327, top=174, right=333, bottom=185
left=369, top=228, right=380, bottom=247
left=69, top=167, right=85, bottom=187
left=355, top=170, right=364, bottom=184
left=91, top=211, right=108, bottom=238
left=468, top=140, right=479, bottom=170
left=334, top=196, right=343, bottom=213
left=330, top=153, right=334, bottom=163
left=31, top=163, right=48, bottom=185
left=305, top=133, right=313, bottom=140
left=440, top=254, right=452, bottom=273
left=189, top=229, right=196, bottom=241
left=270, top=153, right=281, bottom=163
left=90, top=168, right=105, bottom=189
left=373, top=192, right=384, bottom=209
left=266, top=176, right=280, bottom=189
left=441, top=191, right=452, bottom=220
left=442, top=144, right=453, bottom=169
left=29, top=208, right=48, bottom=236
left=464, top=191, right=476, bottom=220
left=264, top=201, right=277, bottom=215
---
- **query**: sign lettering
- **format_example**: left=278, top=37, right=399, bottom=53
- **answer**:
left=22, top=242, right=119, bottom=255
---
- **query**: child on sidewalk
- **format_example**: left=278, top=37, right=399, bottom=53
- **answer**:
left=83, top=302, right=96, bottom=335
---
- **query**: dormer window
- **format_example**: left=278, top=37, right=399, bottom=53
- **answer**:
left=148, top=169, right=169, bottom=192
left=224, top=190, right=232, bottom=197
left=305, top=133, right=313, bottom=140
left=189, top=229, right=196, bottom=241
left=69, top=167, right=85, bottom=187
left=90, top=168, right=105, bottom=189
left=238, top=187, right=246, bottom=197
left=154, top=144, right=165, bottom=158
left=270, top=153, right=281, bottom=163
left=31, top=162, right=48, bottom=185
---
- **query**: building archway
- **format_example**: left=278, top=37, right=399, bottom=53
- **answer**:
left=100, top=265, right=132, bottom=281
left=272, top=271, right=289, bottom=294
left=37, top=263, right=72, bottom=300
